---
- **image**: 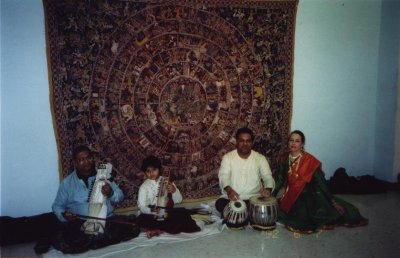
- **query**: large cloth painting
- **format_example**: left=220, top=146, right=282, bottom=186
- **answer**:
left=44, top=0, right=298, bottom=209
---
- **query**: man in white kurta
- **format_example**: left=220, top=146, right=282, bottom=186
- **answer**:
left=216, top=127, right=275, bottom=217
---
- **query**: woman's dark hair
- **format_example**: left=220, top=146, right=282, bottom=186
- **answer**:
left=72, top=145, right=91, bottom=159
left=290, top=130, right=306, bottom=144
left=235, top=127, right=255, bottom=141
left=141, top=155, right=162, bottom=173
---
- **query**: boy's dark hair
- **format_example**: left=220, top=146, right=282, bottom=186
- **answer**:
left=72, top=145, right=91, bottom=159
left=235, top=127, right=255, bottom=141
left=141, top=155, right=162, bottom=172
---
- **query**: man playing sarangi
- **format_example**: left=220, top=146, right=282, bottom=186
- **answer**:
left=36, top=145, right=139, bottom=254
left=53, top=146, right=123, bottom=223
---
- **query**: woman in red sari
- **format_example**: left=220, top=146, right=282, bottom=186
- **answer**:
left=273, top=130, right=368, bottom=233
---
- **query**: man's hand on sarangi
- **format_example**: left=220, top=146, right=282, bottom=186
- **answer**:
left=62, top=211, right=79, bottom=222
left=101, top=183, right=114, bottom=197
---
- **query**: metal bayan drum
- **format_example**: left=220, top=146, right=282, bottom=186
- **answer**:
left=249, top=196, right=277, bottom=230
left=223, top=199, right=248, bottom=229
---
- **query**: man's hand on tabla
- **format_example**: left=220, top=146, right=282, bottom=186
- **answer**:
left=260, top=188, right=271, bottom=198
left=227, top=188, right=239, bottom=201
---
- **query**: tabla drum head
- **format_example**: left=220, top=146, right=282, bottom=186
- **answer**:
left=228, top=199, right=247, bottom=212
left=250, top=196, right=277, bottom=205
left=223, top=199, right=249, bottom=229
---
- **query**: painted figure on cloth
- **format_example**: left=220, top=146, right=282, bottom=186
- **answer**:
left=136, top=155, right=200, bottom=237
left=216, top=127, right=275, bottom=228
left=273, top=130, right=368, bottom=233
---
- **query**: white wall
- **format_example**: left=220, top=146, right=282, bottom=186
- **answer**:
left=292, top=0, right=381, bottom=177
left=1, top=0, right=398, bottom=217
left=0, top=1, right=2, bottom=215
left=394, top=55, right=400, bottom=181
left=1, top=0, right=59, bottom=217
left=374, top=0, right=400, bottom=182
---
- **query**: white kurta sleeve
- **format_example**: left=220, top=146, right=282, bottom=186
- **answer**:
left=137, top=183, right=152, bottom=214
left=171, top=182, right=183, bottom=204
left=218, top=154, right=232, bottom=192
left=259, top=155, right=275, bottom=191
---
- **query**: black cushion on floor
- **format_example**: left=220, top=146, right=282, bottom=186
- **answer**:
left=328, top=167, right=389, bottom=194
left=0, top=212, right=60, bottom=246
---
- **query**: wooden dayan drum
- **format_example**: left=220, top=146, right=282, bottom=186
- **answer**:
left=249, top=196, right=277, bottom=230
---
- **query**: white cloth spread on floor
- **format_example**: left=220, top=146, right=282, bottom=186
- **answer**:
left=44, top=203, right=223, bottom=258
left=44, top=219, right=223, bottom=258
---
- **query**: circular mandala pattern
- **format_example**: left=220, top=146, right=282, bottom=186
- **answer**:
left=45, top=0, right=296, bottom=208
left=159, top=76, right=207, bottom=128
left=84, top=3, right=292, bottom=204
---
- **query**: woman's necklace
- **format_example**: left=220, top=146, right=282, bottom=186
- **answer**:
left=289, top=151, right=302, bottom=159
left=288, top=153, right=302, bottom=178
left=289, top=153, right=301, bottom=166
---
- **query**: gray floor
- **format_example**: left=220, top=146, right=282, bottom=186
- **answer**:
left=1, top=192, right=399, bottom=258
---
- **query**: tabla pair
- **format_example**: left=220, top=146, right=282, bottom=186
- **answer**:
left=223, top=196, right=277, bottom=230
